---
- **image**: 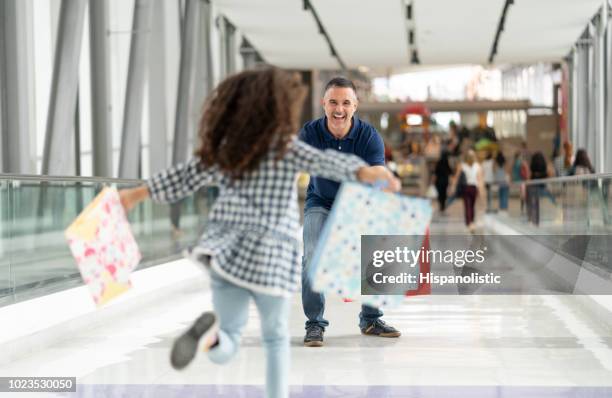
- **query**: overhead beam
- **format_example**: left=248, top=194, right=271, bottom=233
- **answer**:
left=488, top=0, right=514, bottom=64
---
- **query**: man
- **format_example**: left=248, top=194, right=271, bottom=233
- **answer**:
left=300, top=77, right=401, bottom=347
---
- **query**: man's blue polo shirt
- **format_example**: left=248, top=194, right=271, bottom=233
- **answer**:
left=299, top=116, right=385, bottom=211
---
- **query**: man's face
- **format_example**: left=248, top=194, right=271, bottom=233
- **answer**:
left=322, top=87, right=358, bottom=133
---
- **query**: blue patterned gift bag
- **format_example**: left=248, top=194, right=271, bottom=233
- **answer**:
left=307, top=182, right=432, bottom=308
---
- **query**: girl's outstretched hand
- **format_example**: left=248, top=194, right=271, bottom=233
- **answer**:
left=118, top=185, right=150, bottom=212
left=357, top=166, right=402, bottom=192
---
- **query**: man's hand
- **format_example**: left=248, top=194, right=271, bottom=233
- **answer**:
left=357, top=166, right=401, bottom=192
left=118, top=185, right=150, bottom=212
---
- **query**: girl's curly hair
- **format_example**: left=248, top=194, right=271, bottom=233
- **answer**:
left=196, top=68, right=306, bottom=179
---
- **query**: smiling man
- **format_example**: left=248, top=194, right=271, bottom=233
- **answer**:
left=299, top=77, right=401, bottom=347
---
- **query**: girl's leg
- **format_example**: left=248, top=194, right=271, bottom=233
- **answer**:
left=207, top=271, right=251, bottom=364
left=252, top=292, right=291, bottom=398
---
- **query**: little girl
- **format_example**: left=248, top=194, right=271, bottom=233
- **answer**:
left=119, top=68, right=399, bottom=398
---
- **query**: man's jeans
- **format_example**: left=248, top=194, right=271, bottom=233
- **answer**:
left=301, top=207, right=383, bottom=330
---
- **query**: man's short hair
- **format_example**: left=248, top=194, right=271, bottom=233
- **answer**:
left=324, top=76, right=357, bottom=96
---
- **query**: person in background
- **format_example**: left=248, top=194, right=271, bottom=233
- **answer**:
left=526, top=151, right=552, bottom=225
left=494, top=152, right=510, bottom=213
left=118, top=69, right=400, bottom=398
left=553, top=141, right=573, bottom=177
left=520, top=140, right=530, bottom=163
left=569, top=148, right=594, bottom=175
left=482, top=152, right=495, bottom=212
left=569, top=148, right=610, bottom=224
left=453, top=149, right=483, bottom=232
left=433, top=150, right=453, bottom=215
left=512, top=151, right=529, bottom=214
left=447, top=121, right=460, bottom=156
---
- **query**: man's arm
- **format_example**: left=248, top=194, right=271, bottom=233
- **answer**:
left=286, top=139, right=400, bottom=192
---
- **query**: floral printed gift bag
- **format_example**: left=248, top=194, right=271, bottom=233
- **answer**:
left=65, top=187, right=141, bottom=306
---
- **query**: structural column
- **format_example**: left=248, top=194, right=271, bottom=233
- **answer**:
left=605, top=0, right=612, bottom=172
left=570, top=48, right=579, bottom=147
left=586, top=23, right=597, bottom=164
left=147, top=0, right=169, bottom=174
left=594, top=13, right=606, bottom=173
left=0, top=0, right=35, bottom=174
left=172, top=0, right=201, bottom=165
left=193, top=0, right=214, bottom=119
left=217, top=16, right=227, bottom=80
left=118, top=0, right=154, bottom=178
left=41, top=0, right=87, bottom=176
left=225, top=19, right=236, bottom=74
left=240, top=37, right=263, bottom=70
left=89, top=0, right=113, bottom=177
left=575, top=34, right=590, bottom=152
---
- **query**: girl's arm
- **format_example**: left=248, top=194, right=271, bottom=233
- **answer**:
left=119, top=158, right=220, bottom=212
left=147, top=158, right=220, bottom=203
left=119, top=185, right=150, bottom=212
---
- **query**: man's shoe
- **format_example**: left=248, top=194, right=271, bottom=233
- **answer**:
left=303, top=325, right=324, bottom=347
left=361, top=319, right=401, bottom=337
left=170, top=311, right=218, bottom=370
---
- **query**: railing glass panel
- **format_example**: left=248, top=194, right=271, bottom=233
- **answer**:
left=0, top=175, right=215, bottom=307
left=491, top=174, right=612, bottom=276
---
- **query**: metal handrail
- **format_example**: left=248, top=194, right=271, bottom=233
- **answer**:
left=0, top=173, right=144, bottom=184
left=515, top=172, right=612, bottom=186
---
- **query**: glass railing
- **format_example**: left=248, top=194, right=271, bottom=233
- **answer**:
left=0, top=174, right=217, bottom=307
left=490, top=173, right=612, bottom=233
left=487, top=173, right=612, bottom=276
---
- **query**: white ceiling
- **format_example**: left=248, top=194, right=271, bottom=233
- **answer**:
left=215, top=0, right=604, bottom=70
left=414, top=0, right=505, bottom=65
left=311, top=0, right=410, bottom=68
left=496, top=0, right=601, bottom=63
left=214, top=0, right=337, bottom=69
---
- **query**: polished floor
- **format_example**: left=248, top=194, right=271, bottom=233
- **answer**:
left=2, top=286, right=612, bottom=397
left=2, top=207, right=612, bottom=397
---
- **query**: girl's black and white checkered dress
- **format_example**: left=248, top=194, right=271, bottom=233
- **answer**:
left=147, top=138, right=367, bottom=297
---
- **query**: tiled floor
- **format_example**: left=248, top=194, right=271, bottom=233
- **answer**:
left=2, top=207, right=612, bottom=397
left=3, top=290, right=612, bottom=397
